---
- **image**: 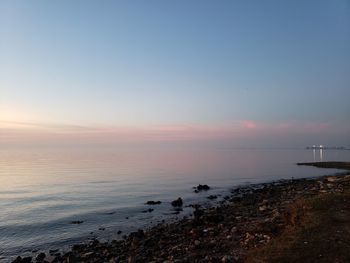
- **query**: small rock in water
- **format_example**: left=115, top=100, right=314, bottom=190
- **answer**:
left=207, top=195, right=217, bottom=200
left=142, top=208, right=154, bottom=213
left=117, top=230, right=122, bottom=234
left=171, top=197, right=183, bottom=207
left=71, top=220, right=83, bottom=224
left=194, top=184, right=210, bottom=192
left=99, top=227, right=105, bottom=231
left=145, top=200, right=161, bottom=205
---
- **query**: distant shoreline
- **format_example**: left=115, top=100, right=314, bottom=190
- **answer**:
left=11, top=161, right=350, bottom=263
left=297, top=161, right=350, bottom=170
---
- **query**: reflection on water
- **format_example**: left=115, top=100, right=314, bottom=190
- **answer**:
left=313, top=149, right=316, bottom=161
left=312, top=148, right=324, bottom=162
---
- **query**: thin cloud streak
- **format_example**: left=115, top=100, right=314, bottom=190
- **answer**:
left=1, top=120, right=349, bottom=147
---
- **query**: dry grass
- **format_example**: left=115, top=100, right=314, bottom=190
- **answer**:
left=246, top=189, right=350, bottom=263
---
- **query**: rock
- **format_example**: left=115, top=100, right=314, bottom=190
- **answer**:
left=193, top=206, right=204, bottom=221
left=142, top=208, right=154, bottom=213
left=36, top=253, right=46, bottom=262
left=99, top=227, right=105, bottom=231
left=194, top=240, right=201, bottom=246
left=194, top=184, right=210, bottom=192
left=51, top=256, right=61, bottom=263
left=207, top=195, right=217, bottom=200
left=146, top=201, right=161, bottom=205
left=21, top=257, right=32, bottom=263
left=71, top=220, right=83, bottom=224
left=130, top=229, right=145, bottom=239
left=259, top=205, right=268, bottom=212
left=205, top=212, right=224, bottom=223
left=11, top=256, right=22, bottom=263
left=230, top=226, right=237, bottom=233
left=171, top=197, right=183, bottom=207
left=231, top=196, right=242, bottom=202
left=221, top=255, right=232, bottom=262
left=82, top=252, right=94, bottom=258
left=49, top=249, right=59, bottom=254
left=117, top=230, right=122, bottom=234
left=66, top=254, right=78, bottom=263
left=326, top=177, right=337, bottom=182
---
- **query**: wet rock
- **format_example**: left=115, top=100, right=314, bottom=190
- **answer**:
left=146, top=201, right=162, bottom=205
left=207, top=195, right=218, bottom=200
left=117, top=230, right=122, bottom=234
left=12, top=256, right=23, bottom=263
left=72, top=244, right=87, bottom=252
left=230, top=196, right=242, bottom=202
left=35, top=252, right=46, bottom=262
left=71, top=220, right=83, bottom=224
left=171, top=197, right=183, bottom=207
left=193, top=205, right=204, bottom=222
left=194, top=184, right=210, bottom=192
left=130, top=229, right=145, bottom=239
left=142, top=208, right=154, bottom=213
left=65, top=254, right=77, bottom=263
left=21, top=257, right=32, bottom=263
left=99, top=227, right=105, bottom=231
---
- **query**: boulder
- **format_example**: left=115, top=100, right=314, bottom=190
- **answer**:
left=171, top=197, right=183, bottom=207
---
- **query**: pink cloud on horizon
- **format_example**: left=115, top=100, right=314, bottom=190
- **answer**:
left=1, top=120, right=349, bottom=146
left=240, top=120, right=258, bottom=129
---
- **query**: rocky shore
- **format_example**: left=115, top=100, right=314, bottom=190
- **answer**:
left=11, top=162, right=350, bottom=263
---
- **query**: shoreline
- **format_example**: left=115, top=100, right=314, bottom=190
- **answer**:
left=11, top=162, right=350, bottom=263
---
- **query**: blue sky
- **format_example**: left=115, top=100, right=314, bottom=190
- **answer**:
left=1, top=0, right=349, bottom=146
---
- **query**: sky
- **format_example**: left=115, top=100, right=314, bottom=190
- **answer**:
left=1, top=0, right=350, bottom=148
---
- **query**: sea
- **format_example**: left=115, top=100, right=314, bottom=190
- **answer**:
left=0, top=146, right=349, bottom=261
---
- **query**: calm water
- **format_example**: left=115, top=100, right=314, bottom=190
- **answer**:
left=0, top=147, right=349, bottom=261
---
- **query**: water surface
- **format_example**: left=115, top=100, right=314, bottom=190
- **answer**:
left=0, top=147, right=349, bottom=260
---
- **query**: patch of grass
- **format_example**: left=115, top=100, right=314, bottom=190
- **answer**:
left=247, top=189, right=350, bottom=263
